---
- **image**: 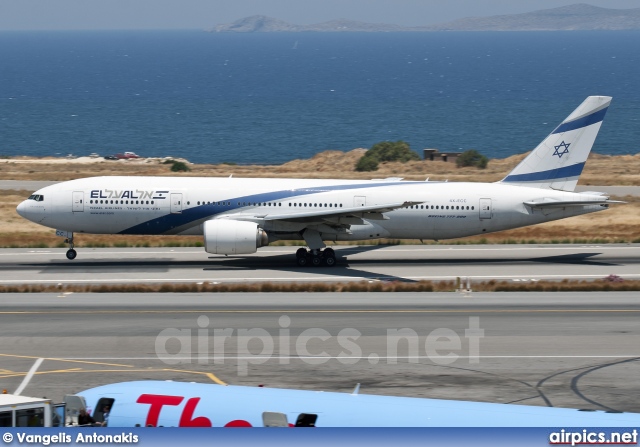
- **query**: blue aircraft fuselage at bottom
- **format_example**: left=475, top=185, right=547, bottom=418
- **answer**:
left=77, top=381, right=639, bottom=427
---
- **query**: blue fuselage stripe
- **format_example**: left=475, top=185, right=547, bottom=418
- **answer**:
left=502, top=162, right=585, bottom=183
left=117, top=181, right=419, bottom=235
left=552, top=107, right=608, bottom=134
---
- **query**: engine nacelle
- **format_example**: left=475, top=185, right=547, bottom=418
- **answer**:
left=203, top=220, right=269, bottom=255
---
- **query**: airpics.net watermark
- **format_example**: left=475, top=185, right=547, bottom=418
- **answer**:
left=155, top=316, right=485, bottom=376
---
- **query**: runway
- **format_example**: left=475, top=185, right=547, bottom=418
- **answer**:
left=1, top=292, right=639, bottom=413
left=0, top=244, right=639, bottom=285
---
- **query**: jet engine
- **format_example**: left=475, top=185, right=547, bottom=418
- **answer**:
left=203, top=220, right=269, bottom=255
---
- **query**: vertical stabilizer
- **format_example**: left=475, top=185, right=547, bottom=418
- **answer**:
left=500, top=96, right=611, bottom=191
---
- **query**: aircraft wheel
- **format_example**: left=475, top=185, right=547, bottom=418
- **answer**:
left=324, top=255, right=336, bottom=267
left=296, top=248, right=308, bottom=259
left=296, top=255, right=309, bottom=267
left=324, top=247, right=335, bottom=258
left=66, top=249, right=77, bottom=260
left=311, top=256, right=322, bottom=267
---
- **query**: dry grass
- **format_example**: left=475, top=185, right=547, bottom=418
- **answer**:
left=2, top=150, right=640, bottom=184
left=1, top=279, right=639, bottom=294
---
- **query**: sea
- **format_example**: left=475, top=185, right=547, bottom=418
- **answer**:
left=1, top=30, right=639, bottom=165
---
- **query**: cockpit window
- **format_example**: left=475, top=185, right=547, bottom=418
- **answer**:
left=27, top=195, right=44, bottom=202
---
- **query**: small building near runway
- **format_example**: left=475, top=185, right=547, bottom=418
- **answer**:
left=423, top=149, right=462, bottom=163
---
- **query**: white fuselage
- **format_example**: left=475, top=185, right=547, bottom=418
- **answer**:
left=17, top=176, right=607, bottom=243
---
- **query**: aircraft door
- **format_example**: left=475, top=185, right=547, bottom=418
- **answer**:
left=72, top=191, right=84, bottom=212
left=170, top=193, right=183, bottom=214
left=63, top=394, right=86, bottom=426
left=354, top=196, right=366, bottom=207
left=262, top=412, right=289, bottom=427
left=479, top=198, right=492, bottom=219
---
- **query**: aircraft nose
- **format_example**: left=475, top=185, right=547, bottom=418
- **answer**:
left=16, top=200, right=27, bottom=218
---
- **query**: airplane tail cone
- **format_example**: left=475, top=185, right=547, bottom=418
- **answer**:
left=500, top=96, right=611, bottom=191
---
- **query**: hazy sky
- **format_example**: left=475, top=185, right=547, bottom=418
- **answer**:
left=1, top=0, right=639, bottom=30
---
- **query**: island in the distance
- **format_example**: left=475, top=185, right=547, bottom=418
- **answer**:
left=210, top=4, right=640, bottom=33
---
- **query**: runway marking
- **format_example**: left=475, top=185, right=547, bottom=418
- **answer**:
left=0, top=367, right=86, bottom=379
left=13, top=357, right=43, bottom=395
left=161, top=368, right=227, bottom=386
left=0, top=366, right=228, bottom=385
left=5, top=356, right=639, bottom=361
left=0, top=354, right=228, bottom=384
left=0, top=353, right=133, bottom=368
left=1, top=309, right=640, bottom=315
left=206, top=373, right=227, bottom=386
left=44, top=357, right=135, bottom=368
left=0, top=369, right=176, bottom=379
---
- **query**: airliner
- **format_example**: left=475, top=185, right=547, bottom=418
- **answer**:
left=16, top=96, right=619, bottom=265
left=68, top=380, right=640, bottom=427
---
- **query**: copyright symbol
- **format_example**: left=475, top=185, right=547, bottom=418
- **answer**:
left=2, top=433, right=12, bottom=443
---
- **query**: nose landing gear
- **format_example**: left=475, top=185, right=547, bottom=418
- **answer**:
left=65, top=236, right=77, bottom=260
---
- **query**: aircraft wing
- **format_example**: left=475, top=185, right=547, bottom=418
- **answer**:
left=229, top=201, right=422, bottom=224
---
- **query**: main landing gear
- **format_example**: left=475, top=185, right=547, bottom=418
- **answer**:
left=65, top=236, right=77, bottom=260
left=296, top=247, right=336, bottom=267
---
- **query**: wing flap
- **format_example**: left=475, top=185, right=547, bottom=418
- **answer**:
left=226, top=201, right=422, bottom=223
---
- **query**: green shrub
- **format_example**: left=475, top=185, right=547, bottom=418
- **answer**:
left=355, top=156, right=379, bottom=172
left=456, top=150, right=488, bottom=169
left=355, top=140, right=420, bottom=171
left=170, top=161, right=190, bottom=172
